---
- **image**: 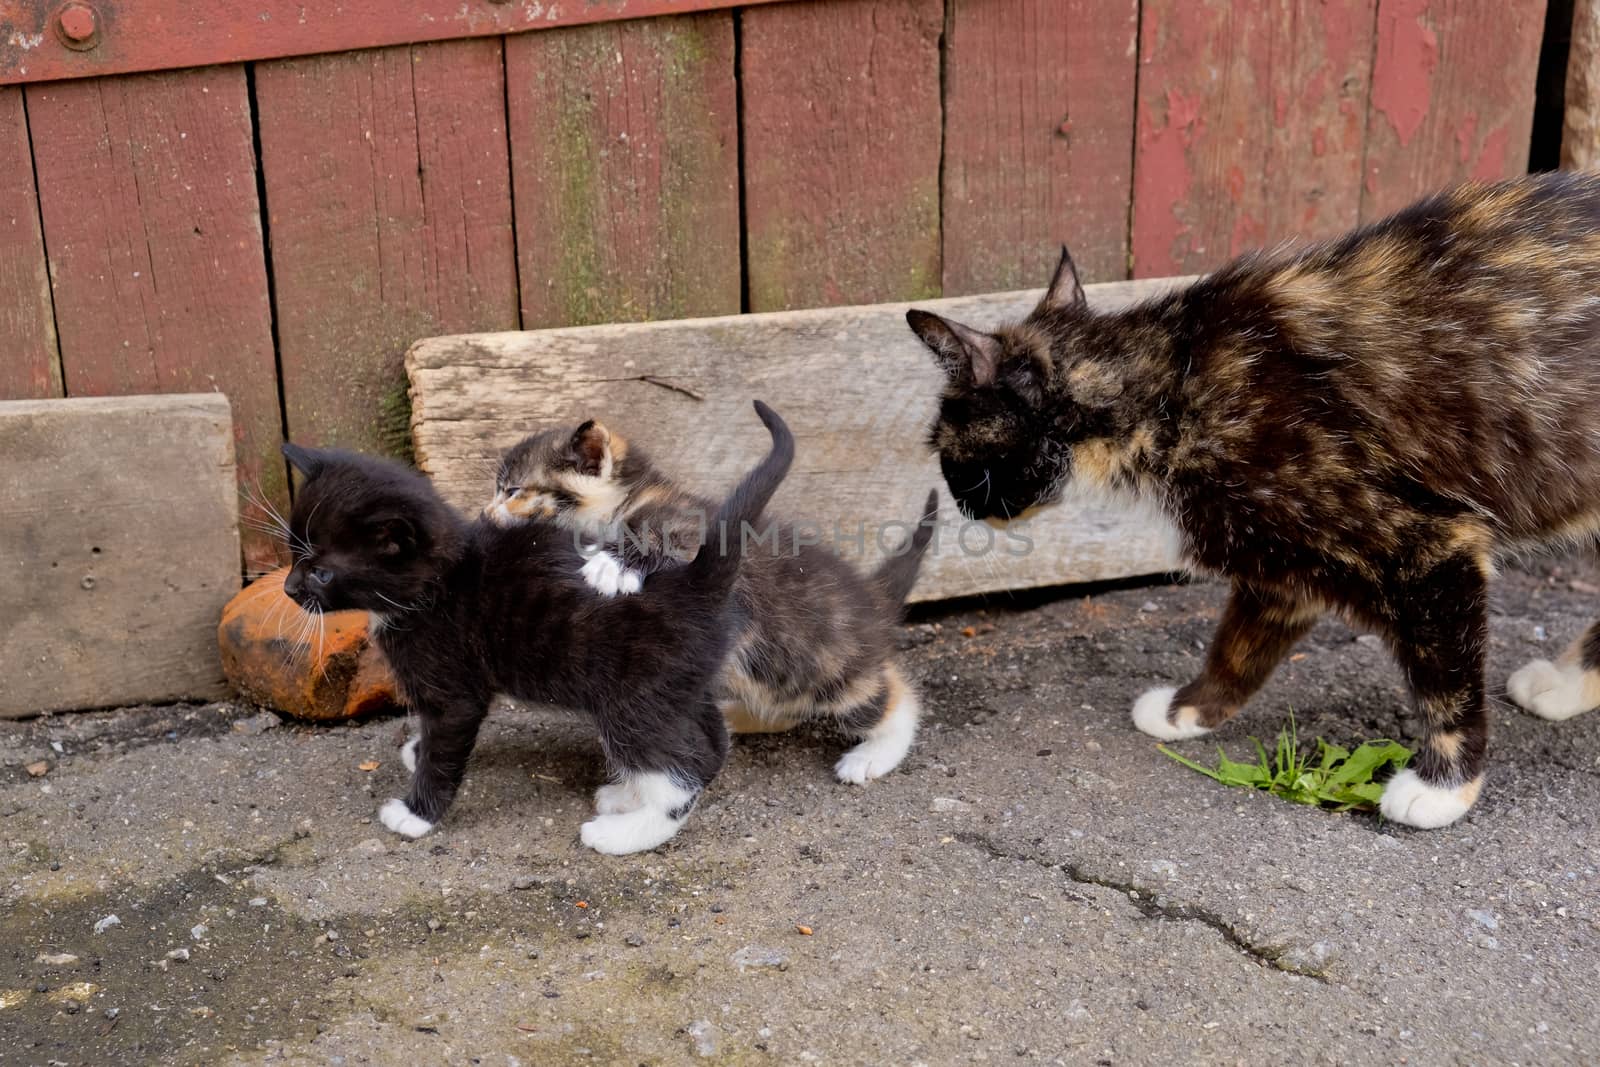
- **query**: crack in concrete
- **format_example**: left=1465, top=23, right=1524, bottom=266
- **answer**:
left=954, top=831, right=1332, bottom=983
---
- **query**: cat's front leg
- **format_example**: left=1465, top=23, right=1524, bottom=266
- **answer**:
left=378, top=697, right=489, bottom=838
left=1133, top=581, right=1319, bottom=741
left=1376, top=553, right=1490, bottom=830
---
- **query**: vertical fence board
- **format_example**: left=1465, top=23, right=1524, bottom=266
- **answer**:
left=26, top=66, right=282, bottom=569
left=1132, top=0, right=1377, bottom=277
left=740, top=0, right=943, bottom=311
left=942, top=0, right=1139, bottom=294
left=1362, top=0, right=1547, bottom=220
left=506, top=13, right=740, bottom=328
left=257, top=38, right=519, bottom=460
left=0, top=87, right=59, bottom=400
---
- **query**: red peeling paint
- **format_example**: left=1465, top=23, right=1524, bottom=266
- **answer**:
left=1132, top=86, right=1205, bottom=277
left=1227, top=164, right=1247, bottom=203
left=1339, top=98, right=1363, bottom=152
left=1371, top=0, right=1439, bottom=148
left=1313, top=126, right=1328, bottom=158
left=1229, top=211, right=1266, bottom=259
left=1472, top=125, right=1511, bottom=181
left=1456, top=113, right=1479, bottom=165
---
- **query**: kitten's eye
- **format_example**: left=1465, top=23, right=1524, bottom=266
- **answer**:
left=311, top=567, right=333, bottom=586
left=504, top=486, right=522, bottom=497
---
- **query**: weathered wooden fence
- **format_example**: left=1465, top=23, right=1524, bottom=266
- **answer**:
left=0, top=0, right=1549, bottom=570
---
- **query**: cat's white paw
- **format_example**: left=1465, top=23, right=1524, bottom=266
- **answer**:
left=579, top=552, right=643, bottom=597
left=834, top=740, right=905, bottom=784
left=579, top=772, right=695, bottom=854
left=835, top=689, right=919, bottom=784
left=1131, top=687, right=1211, bottom=741
left=400, top=736, right=419, bottom=773
left=579, top=810, right=681, bottom=855
left=378, top=798, right=434, bottom=838
left=594, top=780, right=645, bottom=815
left=1379, top=770, right=1478, bottom=829
left=1508, top=658, right=1600, bottom=722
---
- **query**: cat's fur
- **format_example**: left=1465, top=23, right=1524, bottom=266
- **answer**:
left=486, top=420, right=937, bottom=783
left=278, top=401, right=795, bottom=854
left=908, top=171, right=1600, bottom=829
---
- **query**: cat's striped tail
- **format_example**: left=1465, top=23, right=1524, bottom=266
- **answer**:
left=686, top=400, right=795, bottom=590
left=872, top=489, right=939, bottom=615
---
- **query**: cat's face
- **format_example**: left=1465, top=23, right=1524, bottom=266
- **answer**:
left=918, top=331, right=1062, bottom=521
left=279, top=444, right=459, bottom=615
left=486, top=421, right=626, bottom=529
left=910, top=248, right=1123, bottom=521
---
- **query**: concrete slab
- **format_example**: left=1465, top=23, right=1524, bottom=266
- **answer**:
left=1, top=556, right=1598, bottom=1063
left=0, top=394, right=240, bottom=716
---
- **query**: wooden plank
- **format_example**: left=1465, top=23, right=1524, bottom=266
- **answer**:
left=505, top=12, right=740, bottom=328
left=1361, top=0, right=1547, bottom=220
left=407, top=277, right=1194, bottom=604
left=740, top=0, right=944, bottom=311
left=0, top=85, right=59, bottom=399
left=0, top=394, right=240, bottom=717
left=0, top=0, right=791, bottom=87
left=942, top=0, right=1139, bottom=294
left=25, top=65, right=283, bottom=571
left=1566, top=0, right=1600, bottom=168
left=256, top=38, right=520, bottom=458
left=1132, top=0, right=1377, bottom=277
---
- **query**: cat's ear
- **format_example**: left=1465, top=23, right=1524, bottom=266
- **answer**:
left=569, top=420, right=613, bottom=478
left=905, top=310, right=1003, bottom=387
left=1038, top=245, right=1086, bottom=313
left=371, top=515, right=416, bottom=558
left=282, top=443, right=325, bottom=479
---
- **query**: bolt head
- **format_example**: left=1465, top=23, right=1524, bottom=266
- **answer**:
left=56, top=2, right=98, bottom=46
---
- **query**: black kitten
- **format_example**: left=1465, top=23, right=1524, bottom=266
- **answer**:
left=280, top=401, right=795, bottom=854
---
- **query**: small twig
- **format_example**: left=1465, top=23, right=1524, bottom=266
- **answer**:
left=637, top=375, right=705, bottom=402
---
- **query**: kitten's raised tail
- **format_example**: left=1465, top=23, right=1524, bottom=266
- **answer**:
left=872, top=488, right=939, bottom=614
left=686, top=400, right=796, bottom=587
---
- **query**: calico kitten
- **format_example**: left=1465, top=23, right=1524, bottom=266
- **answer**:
left=486, top=420, right=937, bottom=784
left=278, top=401, right=794, bottom=855
left=908, top=171, right=1600, bottom=829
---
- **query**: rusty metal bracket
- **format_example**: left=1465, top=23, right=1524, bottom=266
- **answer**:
left=1, top=0, right=787, bottom=85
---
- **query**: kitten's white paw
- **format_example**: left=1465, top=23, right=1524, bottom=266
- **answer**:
left=1507, top=658, right=1600, bottom=722
left=579, top=810, right=682, bottom=855
left=378, top=798, right=434, bottom=839
left=1379, top=770, right=1478, bottom=829
left=399, top=736, right=419, bottom=773
left=1131, top=687, right=1211, bottom=741
left=835, top=689, right=919, bottom=785
left=834, top=741, right=904, bottom=785
left=594, top=780, right=645, bottom=815
left=579, top=552, right=642, bottom=597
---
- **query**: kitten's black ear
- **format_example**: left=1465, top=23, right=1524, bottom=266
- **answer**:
left=905, top=310, right=1003, bottom=387
left=1039, top=245, right=1086, bottom=313
left=282, top=443, right=325, bottom=479
left=371, top=515, right=416, bottom=558
left=569, top=420, right=612, bottom=477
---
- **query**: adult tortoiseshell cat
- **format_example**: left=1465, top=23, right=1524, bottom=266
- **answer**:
left=484, top=419, right=938, bottom=783
left=279, top=401, right=793, bottom=854
left=908, top=172, right=1600, bottom=829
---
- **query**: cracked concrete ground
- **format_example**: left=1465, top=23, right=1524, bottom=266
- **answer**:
left=4, top=556, right=1600, bottom=1065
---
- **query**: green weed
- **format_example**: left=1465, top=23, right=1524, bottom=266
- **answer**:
left=1159, top=716, right=1412, bottom=812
